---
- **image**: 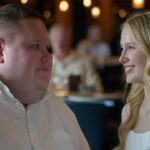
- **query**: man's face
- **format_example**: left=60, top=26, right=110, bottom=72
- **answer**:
left=1, top=18, right=52, bottom=90
left=88, top=26, right=102, bottom=43
left=49, top=27, right=71, bottom=59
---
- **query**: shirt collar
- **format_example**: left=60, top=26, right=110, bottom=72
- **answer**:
left=0, top=81, right=50, bottom=110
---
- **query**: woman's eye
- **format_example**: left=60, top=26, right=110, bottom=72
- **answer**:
left=120, top=47, right=123, bottom=51
left=128, top=45, right=136, bottom=50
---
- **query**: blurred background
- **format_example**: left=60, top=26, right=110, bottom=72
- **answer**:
left=1, top=0, right=149, bottom=54
left=0, top=1, right=149, bottom=150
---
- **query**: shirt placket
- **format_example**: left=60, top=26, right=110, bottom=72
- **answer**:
left=27, top=108, right=40, bottom=150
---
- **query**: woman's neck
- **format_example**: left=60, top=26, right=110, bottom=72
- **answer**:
left=143, top=85, right=150, bottom=104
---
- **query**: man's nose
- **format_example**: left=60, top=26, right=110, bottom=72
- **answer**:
left=42, top=49, right=53, bottom=62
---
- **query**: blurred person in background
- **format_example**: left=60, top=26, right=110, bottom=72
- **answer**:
left=0, top=4, right=90, bottom=150
left=49, top=23, right=103, bottom=94
left=76, top=24, right=111, bottom=59
left=115, top=11, right=150, bottom=150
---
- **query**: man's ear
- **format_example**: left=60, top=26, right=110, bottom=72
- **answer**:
left=0, top=39, right=4, bottom=63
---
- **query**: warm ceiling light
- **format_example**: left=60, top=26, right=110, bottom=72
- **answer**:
left=119, top=9, right=127, bottom=18
left=43, top=10, right=51, bottom=19
left=91, top=6, right=101, bottom=18
left=59, top=0, right=69, bottom=12
left=20, top=0, right=28, bottom=4
left=132, top=0, right=145, bottom=9
left=83, top=0, right=92, bottom=8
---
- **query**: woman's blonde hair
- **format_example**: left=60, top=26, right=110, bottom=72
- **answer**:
left=115, top=11, right=150, bottom=150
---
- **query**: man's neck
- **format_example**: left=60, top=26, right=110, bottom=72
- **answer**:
left=15, top=88, right=45, bottom=105
left=5, top=81, right=45, bottom=105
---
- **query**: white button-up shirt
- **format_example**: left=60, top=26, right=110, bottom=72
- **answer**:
left=0, top=82, right=90, bottom=150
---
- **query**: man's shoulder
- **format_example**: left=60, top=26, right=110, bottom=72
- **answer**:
left=46, top=89, right=74, bottom=116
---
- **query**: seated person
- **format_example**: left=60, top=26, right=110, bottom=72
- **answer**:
left=77, top=24, right=111, bottom=58
left=49, top=23, right=103, bottom=93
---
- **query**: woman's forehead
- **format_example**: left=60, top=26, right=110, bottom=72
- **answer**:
left=121, top=25, right=136, bottom=45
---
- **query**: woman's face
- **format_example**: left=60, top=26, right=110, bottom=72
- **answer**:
left=119, top=25, right=146, bottom=84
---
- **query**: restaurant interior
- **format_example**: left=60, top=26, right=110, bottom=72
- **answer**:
left=0, top=0, right=149, bottom=150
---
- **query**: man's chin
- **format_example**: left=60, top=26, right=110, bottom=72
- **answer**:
left=37, top=82, right=49, bottom=90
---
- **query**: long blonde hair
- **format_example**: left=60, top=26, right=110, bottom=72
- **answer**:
left=115, top=11, right=150, bottom=150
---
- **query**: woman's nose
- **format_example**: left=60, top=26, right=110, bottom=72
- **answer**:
left=119, top=50, right=128, bottom=64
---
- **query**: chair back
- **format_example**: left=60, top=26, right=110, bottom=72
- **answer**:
left=65, top=100, right=107, bottom=150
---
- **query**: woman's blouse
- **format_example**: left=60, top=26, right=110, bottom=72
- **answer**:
left=126, top=130, right=150, bottom=150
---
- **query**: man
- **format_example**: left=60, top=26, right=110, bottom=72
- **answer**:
left=77, top=24, right=111, bottom=58
left=49, top=23, right=103, bottom=93
left=0, top=4, right=90, bottom=150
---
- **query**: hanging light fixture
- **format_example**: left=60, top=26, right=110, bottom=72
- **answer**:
left=132, top=0, right=145, bottom=9
left=83, top=0, right=92, bottom=8
left=43, top=10, right=51, bottom=19
left=59, top=0, right=69, bottom=12
left=118, top=9, right=127, bottom=18
left=91, top=6, right=101, bottom=18
left=20, top=0, right=28, bottom=4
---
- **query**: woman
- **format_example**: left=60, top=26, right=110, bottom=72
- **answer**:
left=115, top=11, right=150, bottom=150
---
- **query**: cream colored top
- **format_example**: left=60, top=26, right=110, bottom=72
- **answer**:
left=0, top=81, right=90, bottom=150
left=51, top=50, right=103, bottom=92
left=126, top=130, right=150, bottom=150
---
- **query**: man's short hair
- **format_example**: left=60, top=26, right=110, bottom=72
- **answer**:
left=0, top=4, right=44, bottom=28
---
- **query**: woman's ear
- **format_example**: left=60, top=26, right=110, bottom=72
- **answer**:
left=0, top=39, right=4, bottom=63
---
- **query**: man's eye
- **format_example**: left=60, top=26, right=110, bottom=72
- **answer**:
left=47, top=46, right=53, bottom=54
left=31, top=44, right=40, bottom=49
